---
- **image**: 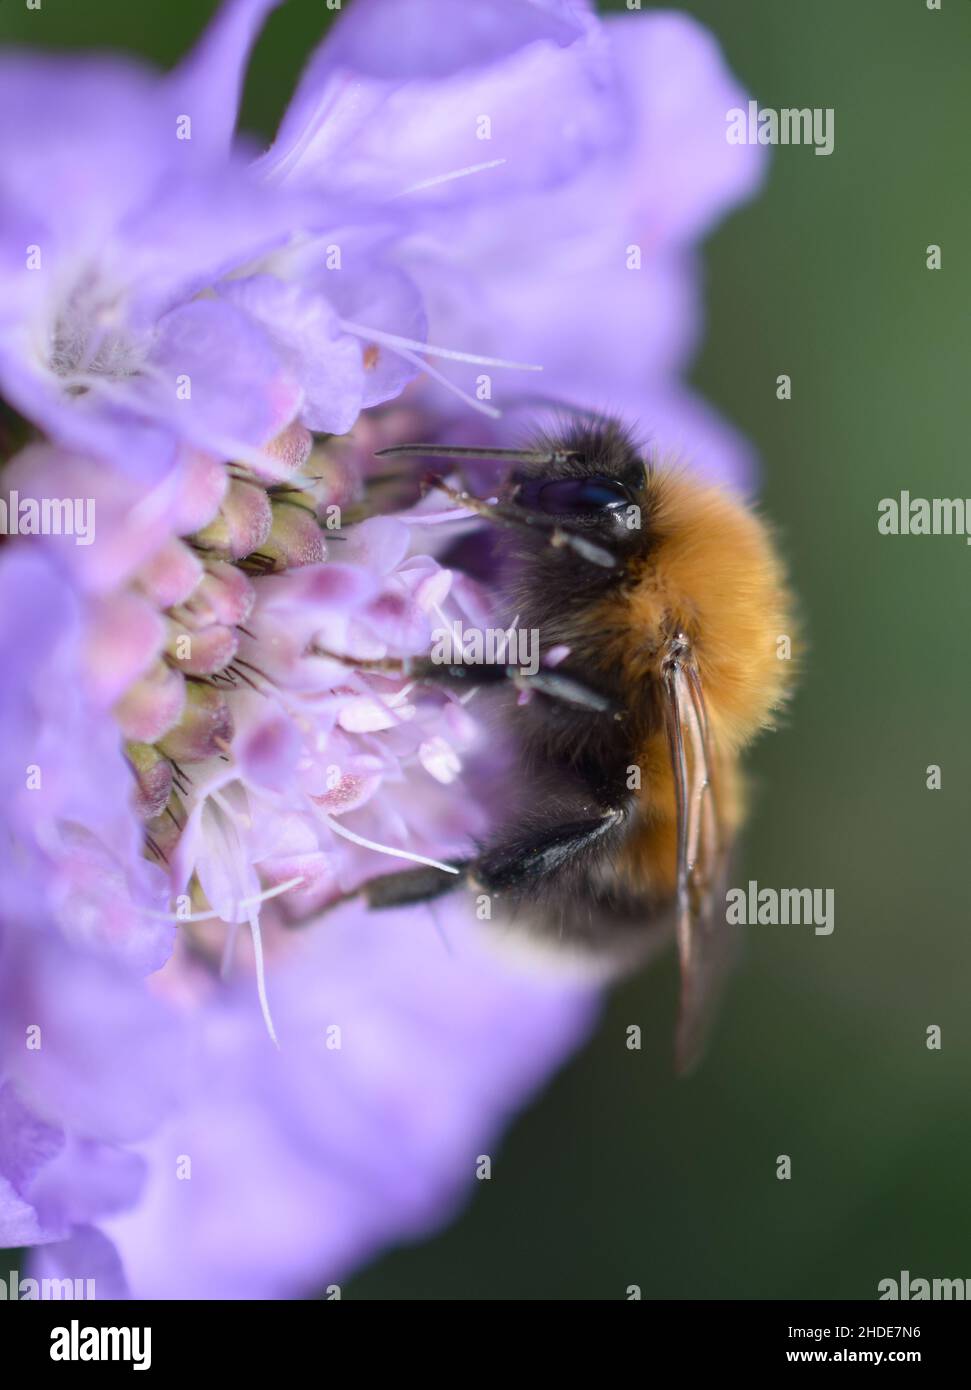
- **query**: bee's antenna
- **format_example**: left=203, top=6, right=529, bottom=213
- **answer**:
left=374, top=444, right=579, bottom=465
left=415, top=473, right=618, bottom=568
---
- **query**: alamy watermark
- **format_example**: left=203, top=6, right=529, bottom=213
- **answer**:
left=878, top=492, right=971, bottom=545
left=50, top=1319, right=151, bottom=1371
left=726, top=880, right=835, bottom=935
left=430, top=620, right=540, bottom=676
left=726, top=101, right=835, bottom=157
left=1, top=1269, right=96, bottom=1300
left=879, top=1270, right=970, bottom=1300
left=0, top=491, right=95, bottom=545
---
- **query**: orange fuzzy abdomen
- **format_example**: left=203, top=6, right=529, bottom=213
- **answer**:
left=593, top=470, right=795, bottom=897
left=598, top=470, right=795, bottom=753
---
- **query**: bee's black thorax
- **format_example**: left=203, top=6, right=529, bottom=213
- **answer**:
left=493, top=422, right=664, bottom=789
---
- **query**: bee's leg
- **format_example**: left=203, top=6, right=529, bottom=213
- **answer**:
left=285, top=802, right=629, bottom=925
left=469, top=805, right=628, bottom=896
left=363, top=861, right=470, bottom=908
left=363, top=803, right=629, bottom=910
left=422, top=475, right=618, bottom=569
left=407, top=658, right=617, bottom=713
left=307, top=646, right=617, bottom=713
left=510, top=668, right=617, bottom=712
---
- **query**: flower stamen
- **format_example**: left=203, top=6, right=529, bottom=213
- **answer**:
left=322, top=814, right=461, bottom=875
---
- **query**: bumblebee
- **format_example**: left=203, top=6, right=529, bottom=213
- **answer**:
left=330, top=418, right=795, bottom=1071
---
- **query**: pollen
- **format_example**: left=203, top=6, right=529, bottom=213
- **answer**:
left=362, top=343, right=380, bottom=370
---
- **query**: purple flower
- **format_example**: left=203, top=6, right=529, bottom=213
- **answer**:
left=104, top=901, right=596, bottom=1299
left=0, top=4, right=296, bottom=479
left=261, top=1, right=765, bottom=484
left=0, top=0, right=424, bottom=483
left=0, top=0, right=766, bottom=1298
left=0, top=550, right=171, bottom=963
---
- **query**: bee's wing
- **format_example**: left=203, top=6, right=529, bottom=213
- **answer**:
left=663, top=661, right=738, bottom=1074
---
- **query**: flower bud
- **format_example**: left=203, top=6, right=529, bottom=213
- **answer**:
left=157, top=680, right=234, bottom=762
left=136, top=538, right=204, bottom=609
left=126, top=741, right=174, bottom=821
left=85, top=592, right=166, bottom=707
left=113, top=659, right=186, bottom=743
left=193, top=479, right=272, bottom=561
left=144, top=791, right=185, bottom=862
left=172, top=447, right=229, bottom=536
left=176, top=560, right=255, bottom=628
left=165, top=619, right=239, bottom=677
left=256, top=420, right=313, bottom=480
left=259, top=500, right=326, bottom=572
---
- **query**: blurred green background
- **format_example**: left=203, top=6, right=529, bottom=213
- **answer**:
left=2, top=0, right=969, bottom=1299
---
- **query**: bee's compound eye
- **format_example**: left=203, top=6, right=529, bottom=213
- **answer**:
left=517, top=476, right=631, bottom=515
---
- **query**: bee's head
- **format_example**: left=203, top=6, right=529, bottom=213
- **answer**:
left=507, top=418, right=646, bottom=524
left=374, top=417, right=650, bottom=567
